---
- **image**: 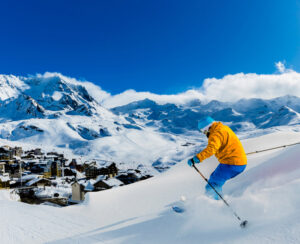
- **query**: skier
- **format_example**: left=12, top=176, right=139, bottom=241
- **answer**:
left=187, top=116, right=247, bottom=200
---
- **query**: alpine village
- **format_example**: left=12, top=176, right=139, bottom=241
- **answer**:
left=0, top=145, right=152, bottom=207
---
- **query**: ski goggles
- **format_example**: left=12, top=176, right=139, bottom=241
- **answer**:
left=200, top=129, right=209, bottom=136
left=200, top=127, right=211, bottom=136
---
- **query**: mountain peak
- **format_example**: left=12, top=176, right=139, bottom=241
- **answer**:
left=0, top=75, right=29, bottom=101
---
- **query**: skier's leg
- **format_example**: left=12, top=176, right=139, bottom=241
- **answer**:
left=205, top=164, right=246, bottom=200
left=205, top=164, right=226, bottom=200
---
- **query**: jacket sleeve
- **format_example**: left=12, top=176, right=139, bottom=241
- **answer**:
left=196, top=132, right=223, bottom=162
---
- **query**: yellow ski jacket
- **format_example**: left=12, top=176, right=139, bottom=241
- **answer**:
left=196, top=122, right=247, bottom=166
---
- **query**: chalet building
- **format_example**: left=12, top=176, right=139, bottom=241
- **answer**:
left=63, top=168, right=77, bottom=177
left=0, top=147, right=11, bottom=160
left=71, top=182, right=85, bottom=202
left=0, top=146, right=23, bottom=162
left=68, top=159, right=84, bottom=173
left=24, top=161, right=37, bottom=171
left=0, top=174, right=10, bottom=189
left=26, top=178, right=51, bottom=188
left=92, top=177, right=124, bottom=191
left=2, top=145, right=11, bottom=151
left=117, top=172, right=139, bottom=185
left=99, top=163, right=118, bottom=178
left=21, top=154, right=35, bottom=160
left=69, top=159, right=77, bottom=169
left=25, top=148, right=44, bottom=155
left=34, top=148, right=42, bottom=155
left=5, top=163, right=23, bottom=177
left=47, top=152, right=64, bottom=158
left=44, top=160, right=62, bottom=178
left=83, top=162, right=94, bottom=170
left=55, top=161, right=62, bottom=177
left=0, top=162, right=6, bottom=174
left=85, top=165, right=100, bottom=179
left=85, top=162, right=119, bottom=179
left=93, top=180, right=110, bottom=191
left=10, top=168, right=22, bottom=178
left=0, top=181, right=10, bottom=189
left=7, top=160, right=17, bottom=165
left=24, top=148, right=43, bottom=157
left=76, top=164, right=84, bottom=172
left=12, top=147, right=23, bottom=157
left=31, top=164, right=44, bottom=174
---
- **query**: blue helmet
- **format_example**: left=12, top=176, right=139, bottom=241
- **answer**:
left=198, top=116, right=215, bottom=132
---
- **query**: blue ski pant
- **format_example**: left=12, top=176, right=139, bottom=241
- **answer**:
left=205, top=164, right=246, bottom=200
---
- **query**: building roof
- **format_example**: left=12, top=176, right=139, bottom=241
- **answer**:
left=94, top=175, right=106, bottom=184
left=20, top=174, right=40, bottom=182
left=84, top=181, right=94, bottom=191
left=26, top=178, right=50, bottom=186
left=0, top=175, right=10, bottom=182
left=103, top=178, right=124, bottom=187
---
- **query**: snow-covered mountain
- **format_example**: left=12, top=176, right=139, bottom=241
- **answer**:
left=111, top=95, right=300, bottom=134
left=0, top=74, right=108, bottom=119
left=0, top=74, right=123, bottom=135
left=1, top=73, right=300, bottom=172
left=0, top=74, right=133, bottom=164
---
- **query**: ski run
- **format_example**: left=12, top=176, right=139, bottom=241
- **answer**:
left=0, top=130, right=299, bottom=243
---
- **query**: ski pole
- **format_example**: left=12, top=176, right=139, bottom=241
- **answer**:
left=192, top=163, right=248, bottom=228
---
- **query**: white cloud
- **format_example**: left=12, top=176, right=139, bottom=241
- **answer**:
left=102, top=67, right=300, bottom=108
left=199, top=71, right=300, bottom=102
left=80, top=81, right=111, bottom=104
left=101, top=89, right=205, bottom=108
left=275, top=61, right=286, bottom=73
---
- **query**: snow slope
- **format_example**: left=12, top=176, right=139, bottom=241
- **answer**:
left=1, top=130, right=300, bottom=243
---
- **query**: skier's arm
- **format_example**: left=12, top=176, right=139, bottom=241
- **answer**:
left=196, top=132, right=222, bottom=162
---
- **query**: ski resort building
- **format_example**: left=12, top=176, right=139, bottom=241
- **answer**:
left=0, top=162, right=6, bottom=174
left=85, top=162, right=119, bottom=179
left=43, top=161, right=62, bottom=178
left=26, top=178, right=51, bottom=188
left=0, top=174, right=10, bottom=189
left=71, top=182, right=85, bottom=202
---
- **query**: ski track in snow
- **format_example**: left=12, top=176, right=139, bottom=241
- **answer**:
left=0, top=130, right=300, bottom=243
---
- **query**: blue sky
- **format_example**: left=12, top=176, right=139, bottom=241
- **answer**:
left=0, top=0, right=300, bottom=94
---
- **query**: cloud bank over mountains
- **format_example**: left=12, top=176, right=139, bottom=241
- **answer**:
left=101, top=62, right=300, bottom=107
left=5, top=62, right=300, bottom=108
left=199, top=70, right=299, bottom=103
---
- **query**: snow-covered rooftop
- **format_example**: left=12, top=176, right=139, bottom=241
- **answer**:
left=26, top=177, right=50, bottom=187
left=0, top=175, right=10, bottom=182
left=103, top=178, right=123, bottom=187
